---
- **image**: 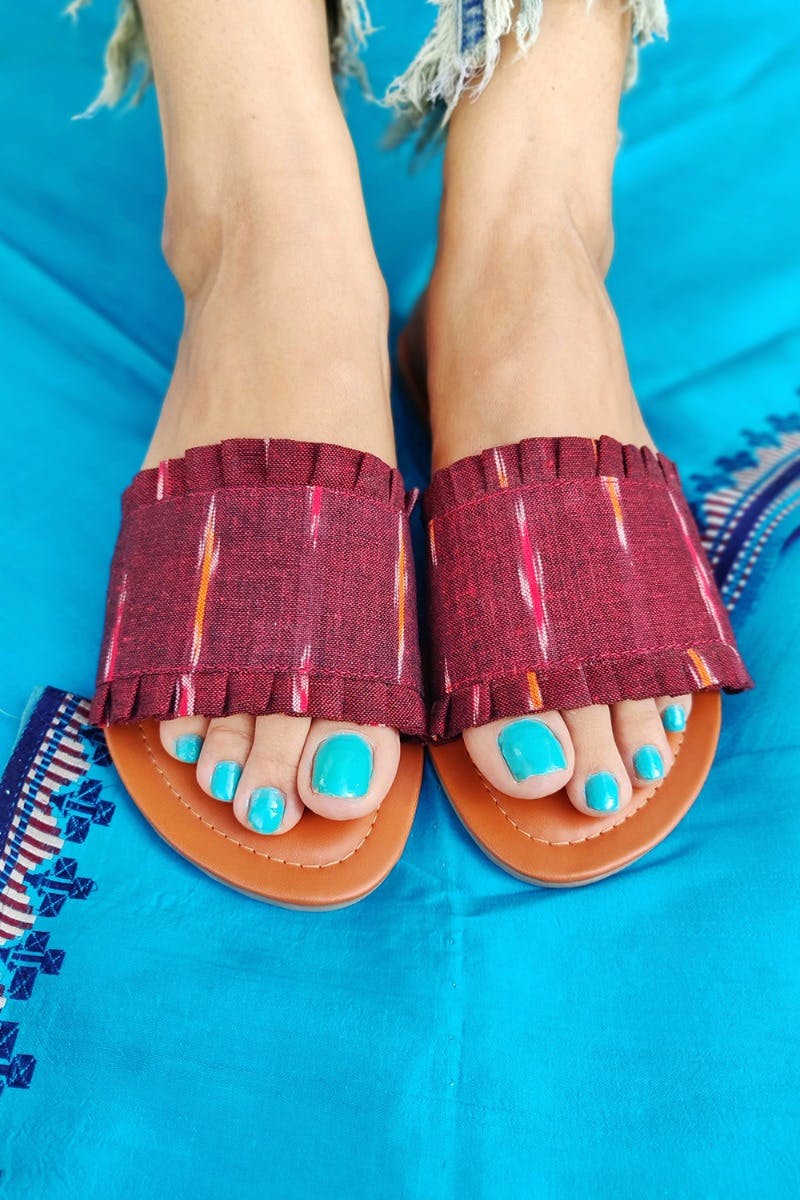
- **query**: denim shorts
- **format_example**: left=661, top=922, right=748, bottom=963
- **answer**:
left=68, top=0, right=668, bottom=143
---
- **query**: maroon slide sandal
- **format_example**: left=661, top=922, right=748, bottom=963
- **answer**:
left=92, top=438, right=426, bottom=909
left=399, top=321, right=752, bottom=886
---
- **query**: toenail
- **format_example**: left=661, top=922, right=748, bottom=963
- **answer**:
left=247, top=787, right=285, bottom=834
left=174, top=734, right=203, bottom=763
left=662, top=704, right=687, bottom=733
left=210, top=760, right=242, bottom=802
left=497, top=718, right=567, bottom=782
left=585, top=772, right=620, bottom=813
left=633, top=745, right=664, bottom=782
left=312, top=733, right=373, bottom=799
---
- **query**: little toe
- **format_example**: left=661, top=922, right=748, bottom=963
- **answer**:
left=656, top=694, right=693, bottom=734
left=562, top=705, right=633, bottom=818
left=231, top=714, right=310, bottom=836
left=611, top=699, right=674, bottom=789
left=196, top=714, right=256, bottom=802
left=462, top=711, right=574, bottom=798
left=160, top=716, right=209, bottom=764
left=298, top=720, right=400, bottom=821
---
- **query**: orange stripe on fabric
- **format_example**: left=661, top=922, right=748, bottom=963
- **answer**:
left=493, top=448, right=509, bottom=489
left=527, top=670, right=543, bottom=710
left=606, top=478, right=623, bottom=527
left=192, top=506, right=216, bottom=665
left=687, top=648, right=713, bottom=687
left=601, top=475, right=628, bottom=549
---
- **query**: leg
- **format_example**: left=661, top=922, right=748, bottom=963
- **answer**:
left=427, top=0, right=690, bottom=815
left=136, top=0, right=400, bottom=831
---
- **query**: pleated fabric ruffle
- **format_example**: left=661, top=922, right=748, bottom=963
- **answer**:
left=424, top=435, right=753, bottom=741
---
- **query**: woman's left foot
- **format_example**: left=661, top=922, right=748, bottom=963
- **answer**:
left=426, top=206, right=692, bottom=817
left=142, top=128, right=405, bottom=837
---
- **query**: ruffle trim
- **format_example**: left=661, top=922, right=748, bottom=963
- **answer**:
left=429, top=641, right=754, bottom=742
left=124, top=438, right=411, bottom=517
left=91, top=668, right=428, bottom=738
left=424, top=435, right=679, bottom=518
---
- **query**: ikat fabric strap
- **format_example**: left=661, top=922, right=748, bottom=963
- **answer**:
left=423, top=435, right=753, bottom=742
left=91, top=438, right=427, bottom=737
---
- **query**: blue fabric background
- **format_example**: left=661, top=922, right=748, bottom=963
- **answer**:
left=1, top=3, right=799, bottom=1196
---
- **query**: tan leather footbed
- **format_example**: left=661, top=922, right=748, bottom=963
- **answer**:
left=398, top=324, right=722, bottom=887
left=429, top=691, right=720, bottom=886
left=106, top=721, right=423, bottom=910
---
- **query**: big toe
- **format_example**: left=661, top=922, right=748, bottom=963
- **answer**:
left=462, top=711, right=574, bottom=798
left=298, top=720, right=401, bottom=821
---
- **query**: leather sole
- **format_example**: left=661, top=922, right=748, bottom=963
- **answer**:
left=430, top=691, right=720, bottom=886
left=398, top=321, right=723, bottom=887
left=106, top=720, right=423, bottom=909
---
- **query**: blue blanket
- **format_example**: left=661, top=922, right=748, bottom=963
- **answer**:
left=1, top=3, right=799, bottom=1196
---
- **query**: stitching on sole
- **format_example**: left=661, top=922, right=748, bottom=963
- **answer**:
left=135, top=723, right=381, bottom=870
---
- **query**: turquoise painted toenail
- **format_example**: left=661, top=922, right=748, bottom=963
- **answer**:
left=633, top=745, right=665, bottom=781
left=174, top=734, right=203, bottom=763
left=662, top=704, right=687, bottom=733
left=210, top=760, right=242, bottom=802
left=497, top=718, right=567, bottom=782
left=312, top=733, right=373, bottom=799
left=248, top=787, right=285, bottom=834
left=585, top=772, right=620, bottom=813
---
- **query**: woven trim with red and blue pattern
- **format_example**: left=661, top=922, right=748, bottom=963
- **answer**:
left=90, top=439, right=427, bottom=737
left=424, top=435, right=753, bottom=741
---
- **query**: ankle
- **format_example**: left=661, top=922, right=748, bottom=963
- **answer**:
left=149, top=177, right=394, bottom=468
left=428, top=197, right=616, bottom=382
left=437, top=175, right=614, bottom=286
left=425, top=194, right=645, bottom=466
left=164, top=188, right=389, bottom=324
left=161, top=98, right=382, bottom=305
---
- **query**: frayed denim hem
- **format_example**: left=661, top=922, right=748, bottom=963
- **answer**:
left=66, top=0, right=375, bottom=116
left=68, top=0, right=667, bottom=141
left=385, top=0, right=668, bottom=147
left=66, top=0, right=151, bottom=115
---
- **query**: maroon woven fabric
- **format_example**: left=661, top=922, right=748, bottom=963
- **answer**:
left=424, top=435, right=753, bottom=741
left=91, top=438, right=426, bottom=736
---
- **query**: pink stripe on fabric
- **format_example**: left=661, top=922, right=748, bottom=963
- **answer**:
left=91, top=439, right=426, bottom=737
left=424, top=435, right=753, bottom=741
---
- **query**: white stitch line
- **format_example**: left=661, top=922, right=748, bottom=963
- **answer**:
left=479, top=730, right=687, bottom=847
left=136, top=725, right=381, bottom=869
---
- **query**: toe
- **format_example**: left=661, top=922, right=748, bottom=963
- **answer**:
left=230, top=714, right=309, bottom=836
left=196, top=714, right=256, bottom=802
left=562, top=705, right=633, bottom=818
left=656, top=694, right=693, bottom=734
left=160, top=716, right=209, bottom=764
left=298, top=720, right=400, bottom=821
left=462, top=711, right=574, bottom=798
left=611, top=699, right=674, bottom=788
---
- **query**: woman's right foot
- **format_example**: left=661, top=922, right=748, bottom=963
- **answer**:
left=425, top=189, right=691, bottom=821
left=148, top=122, right=404, bottom=837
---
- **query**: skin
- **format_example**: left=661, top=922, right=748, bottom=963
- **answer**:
left=426, top=0, right=693, bottom=814
left=136, top=0, right=692, bottom=835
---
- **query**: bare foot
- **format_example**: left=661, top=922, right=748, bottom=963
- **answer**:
left=149, top=142, right=403, bottom=836
left=427, top=208, right=691, bottom=818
